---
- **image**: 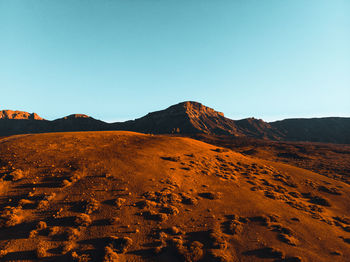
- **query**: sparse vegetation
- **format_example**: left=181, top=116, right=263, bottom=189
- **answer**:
left=109, top=217, right=121, bottom=225
left=8, top=169, right=26, bottom=181
left=64, top=227, right=80, bottom=241
left=109, top=236, right=133, bottom=253
left=0, top=206, right=24, bottom=227
left=103, top=246, right=119, bottom=262
left=36, top=221, right=47, bottom=230
left=84, top=198, right=100, bottom=214
left=63, top=170, right=86, bottom=187
left=29, top=229, right=38, bottom=238
left=0, top=131, right=349, bottom=261
left=209, top=228, right=227, bottom=250
left=61, top=241, right=76, bottom=254
left=75, top=213, right=92, bottom=227
left=36, top=241, right=48, bottom=258
left=71, top=251, right=91, bottom=262
left=207, top=249, right=233, bottom=262
left=18, top=198, right=35, bottom=207
left=48, top=226, right=60, bottom=237
left=115, top=198, right=126, bottom=208
left=0, top=248, right=8, bottom=258
left=142, top=210, right=168, bottom=221
left=37, top=199, right=50, bottom=210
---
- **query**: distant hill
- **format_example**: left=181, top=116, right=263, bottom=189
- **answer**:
left=0, top=110, right=44, bottom=120
left=0, top=111, right=107, bottom=136
left=270, top=117, right=350, bottom=144
left=1, top=102, right=349, bottom=144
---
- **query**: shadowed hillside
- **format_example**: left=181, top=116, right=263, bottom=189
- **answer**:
left=1, top=102, right=349, bottom=144
left=271, top=117, right=350, bottom=144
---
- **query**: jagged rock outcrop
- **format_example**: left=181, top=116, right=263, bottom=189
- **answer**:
left=0, top=110, right=44, bottom=120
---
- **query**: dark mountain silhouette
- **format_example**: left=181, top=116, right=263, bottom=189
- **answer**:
left=0, top=111, right=107, bottom=136
left=51, top=114, right=108, bottom=132
left=111, top=101, right=240, bottom=135
left=270, top=117, right=350, bottom=144
left=112, top=102, right=284, bottom=140
left=1, top=102, right=349, bottom=144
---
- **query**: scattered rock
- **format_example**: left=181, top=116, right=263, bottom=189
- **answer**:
left=75, top=213, right=92, bottom=227
left=7, top=169, right=26, bottom=181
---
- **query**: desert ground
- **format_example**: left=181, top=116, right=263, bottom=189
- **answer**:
left=0, top=131, right=349, bottom=261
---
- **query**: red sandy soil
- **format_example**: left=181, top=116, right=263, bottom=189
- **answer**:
left=0, top=131, right=349, bottom=261
left=190, top=134, right=350, bottom=184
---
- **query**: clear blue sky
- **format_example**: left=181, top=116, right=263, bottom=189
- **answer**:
left=1, top=0, right=349, bottom=122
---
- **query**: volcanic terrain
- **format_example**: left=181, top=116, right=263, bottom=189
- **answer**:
left=1, top=102, right=350, bottom=144
left=0, top=131, right=349, bottom=261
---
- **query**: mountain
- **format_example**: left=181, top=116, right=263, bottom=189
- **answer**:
left=1, top=102, right=349, bottom=144
left=0, top=110, right=44, bottom=120
left=112, top=102, right=283, bottom=140
left=112, top=102, right=350, bottom=143
left=51, top=114, right=108, bottom=132
left=0, top=110, right=48, bottom=136
left=111, top=101, right=240, bottom=135
left=0, top=112, right=106, bottom=136
left=270, top=117, right=350, bottom=144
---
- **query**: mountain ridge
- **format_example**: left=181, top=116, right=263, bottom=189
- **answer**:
left=1, top=101, right=349, bottom=144
left=0, top=110, right=44, bottom=120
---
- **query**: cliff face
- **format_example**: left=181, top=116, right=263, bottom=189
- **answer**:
left=0, top=110, right=44, bottom=120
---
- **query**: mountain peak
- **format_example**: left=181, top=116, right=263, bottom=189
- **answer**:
left=169, top=101, right=225, bottom=118
left=0, top=110, right=44, bottom=120
left=61, top=114, right=91, bottom=120
left=115, top=101, right=235, bottom=135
